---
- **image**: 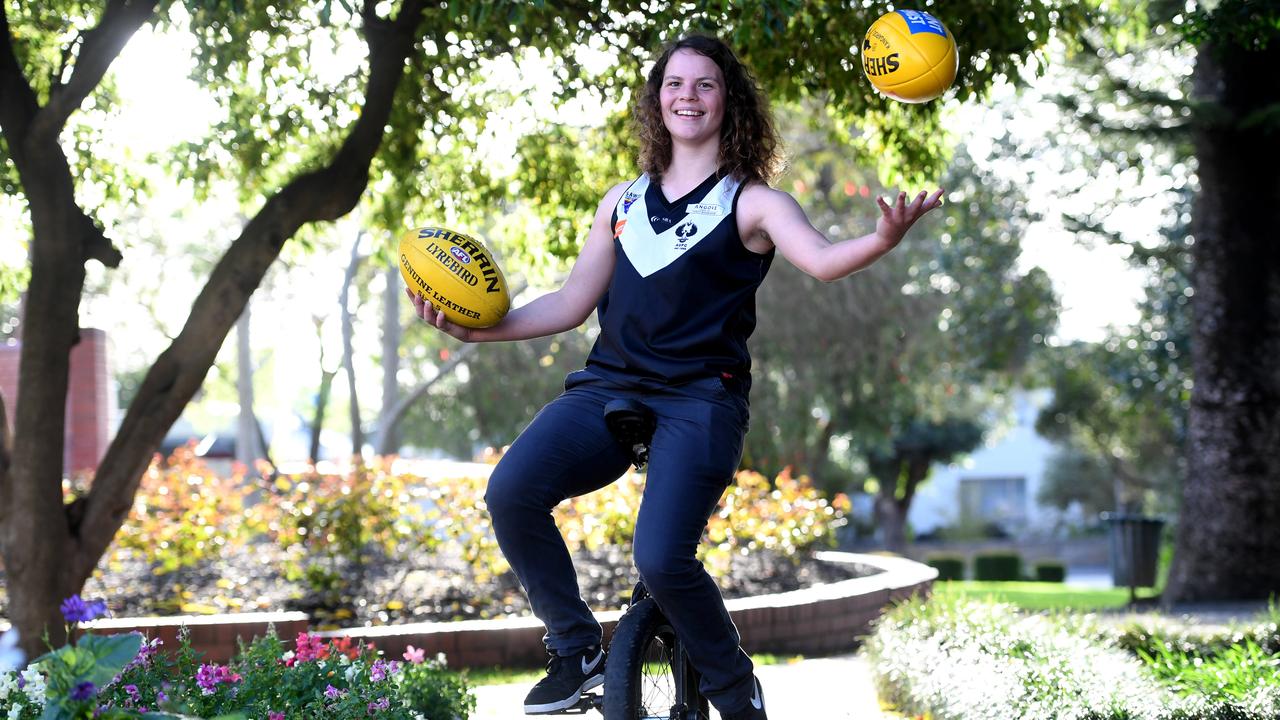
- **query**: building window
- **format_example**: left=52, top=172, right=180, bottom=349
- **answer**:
left=959, top=476, right=1027, bottom=527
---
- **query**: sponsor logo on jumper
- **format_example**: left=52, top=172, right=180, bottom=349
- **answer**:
left=613, top=218, right=627, bottom=238
left=622, top=191, right=640, bottom=213
left=687, top=202, right=724, bottom=216
left=650, top=215, right=671, bottom=224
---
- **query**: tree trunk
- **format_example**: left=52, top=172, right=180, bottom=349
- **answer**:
left=236, top=300, right=265, bottom=474
left=876, top=491, right=908, bottom=555
left=0, top=0, right=427, bottom=657
left=309, top=316, right=337, bottom=464
left=1165, top=38, right=1280, bottom=602
left=340, top=234, right=365, bottom=457
left=376, top=263, right=401, bottom=455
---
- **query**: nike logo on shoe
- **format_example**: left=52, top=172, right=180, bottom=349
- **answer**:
left=581, top=649, right=603, bottom=675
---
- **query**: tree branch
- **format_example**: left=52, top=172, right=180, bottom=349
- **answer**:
left=71, top=0, right=430, bottom=583
left=30, top=0, right=160, bottom=143
left=0, top=2, right=41, bottom=141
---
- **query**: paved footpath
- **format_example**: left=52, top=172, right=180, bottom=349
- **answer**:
left=470, top=652, right=890, bottom=719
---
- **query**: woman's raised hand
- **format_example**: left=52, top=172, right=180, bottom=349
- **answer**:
left=875, top=189, right=945, bottom=250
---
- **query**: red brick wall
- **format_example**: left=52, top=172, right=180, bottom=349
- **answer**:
left=66, top=328, right=112, bottom=473
left=0, top=328, right=113, bottom=474
left=0, top=339, right=17, bottom=436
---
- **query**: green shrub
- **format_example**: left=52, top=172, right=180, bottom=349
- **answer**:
left=1032, top=561, right=1066, bottom=583
left=925, top=554, right=965, bottom=581
left=866, top=596, right=1280, bottom=720
left=973, top=551, right=1022, bottom=581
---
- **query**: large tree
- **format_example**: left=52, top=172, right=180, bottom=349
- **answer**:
left=1166, top=1, right=1280, bottom=602
left=1025, top=0, right=1280, bottom=602
left=0, top=0, right=1093, bottom=654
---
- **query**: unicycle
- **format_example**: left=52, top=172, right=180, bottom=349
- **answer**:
left=549, top=399, right=710, bottom=719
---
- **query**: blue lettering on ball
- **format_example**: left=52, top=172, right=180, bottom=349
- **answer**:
left=897, top=10, right=947, bottom=37
left=450, top=246, right=472, bottom=264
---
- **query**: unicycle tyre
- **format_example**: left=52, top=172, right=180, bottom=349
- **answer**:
left=603, top=597, right=709, bottom=720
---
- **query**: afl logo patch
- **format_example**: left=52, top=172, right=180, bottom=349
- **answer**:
left=450, top=246, right=472, bottom=264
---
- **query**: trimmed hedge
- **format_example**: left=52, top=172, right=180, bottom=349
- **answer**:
left=972, top=551, right=1022, bottom=581
left=925, top=554, right=965, bottom=581
left=1033, top=561, right=1066, bottom=583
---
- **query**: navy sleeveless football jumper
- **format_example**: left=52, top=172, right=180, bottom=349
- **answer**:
left=587, top=171, right=773, bottom=389
left=484, top=171, right=774, bottom=716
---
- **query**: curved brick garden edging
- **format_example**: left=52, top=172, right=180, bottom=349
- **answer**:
left=69, top=551, right=935, bottom=667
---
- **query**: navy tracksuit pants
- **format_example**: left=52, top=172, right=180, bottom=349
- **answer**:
left=483, top=368, right=756, bottom=712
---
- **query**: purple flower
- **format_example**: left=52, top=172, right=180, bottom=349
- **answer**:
left=60, top=596, right=109, bottom=623
left=70, top=681, right=97, bottom=701
left=324, top=684, right=343, bottom=699
left=367, top=696, right=390, bottom=714
left=195, top=663, right=242, bottom=695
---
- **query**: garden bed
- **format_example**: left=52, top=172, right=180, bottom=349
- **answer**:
left=0, top=543, right=879, bottom=629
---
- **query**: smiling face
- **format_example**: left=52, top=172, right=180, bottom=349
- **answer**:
left=659, top=48, right=726, bottom=146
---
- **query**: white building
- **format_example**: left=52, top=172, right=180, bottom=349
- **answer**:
left=907, top=390, right=1085, bottom=539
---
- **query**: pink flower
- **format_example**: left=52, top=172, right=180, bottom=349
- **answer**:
left=291, top=633, right=330, bottom=664
left=268, top=712, right=285, bottom=720
left=402, top=645, right=425, bottom=664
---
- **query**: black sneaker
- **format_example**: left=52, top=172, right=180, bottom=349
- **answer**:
left=522, top=645, right=606, bottom=714
left=721, top=675, right=767, bottom=720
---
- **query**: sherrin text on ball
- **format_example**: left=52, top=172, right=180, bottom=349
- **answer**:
left=399, top=226, right=510, bottom=329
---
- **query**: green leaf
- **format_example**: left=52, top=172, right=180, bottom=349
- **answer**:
left=77, top=633, right=144, bottom=686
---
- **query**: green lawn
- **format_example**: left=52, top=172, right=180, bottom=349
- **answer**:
left=932, top=580, right=1160, bottom=611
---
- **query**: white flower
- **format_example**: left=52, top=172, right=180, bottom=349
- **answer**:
left=20, top=666, right=46, bottom=704
left=0, top=671, right=15, bottom=700
left=344, top=664, right=359, bottom=683
left=0, top=629, right=22, bottom=673
left=9, top=702, right=23, bottom=720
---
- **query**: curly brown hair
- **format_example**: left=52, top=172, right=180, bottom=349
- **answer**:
left=635, top=35, right=782, bottom=185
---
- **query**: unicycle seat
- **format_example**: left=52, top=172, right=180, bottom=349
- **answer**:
left=603, top=398, right=656, bottom=469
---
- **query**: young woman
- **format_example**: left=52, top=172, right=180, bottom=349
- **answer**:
left=407, top=34, right=943, bottom=720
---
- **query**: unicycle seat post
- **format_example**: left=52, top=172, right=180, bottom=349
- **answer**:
left=603, top=398, right=657, bottom=469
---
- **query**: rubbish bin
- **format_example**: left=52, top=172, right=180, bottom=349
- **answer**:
left=1102, top=513, right=1165, bottom=601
